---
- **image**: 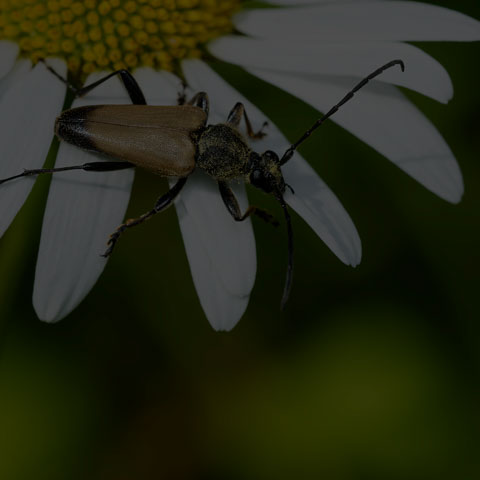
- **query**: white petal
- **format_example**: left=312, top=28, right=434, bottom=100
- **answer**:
left=250, top=68, right=463, bottom=203
left=33, top=72, right=135, bottom=322
left=0, top=59, right=31, bottom=102
left=210, top=38, right=452, bottom=103
left=284, top=158, right=361, bottom=266
left=175, top=170, right=256, bottom=298
left=132, top=67, right=255, bottom=330
left=0, top=59, right=67, bottom=238
left=182, top=59, right=361, bottom=265
left=174, top=187, right=250, bottom=331
left=235, top=2, right=480, bottom=42
left=0, top=41, right=19, bottom=81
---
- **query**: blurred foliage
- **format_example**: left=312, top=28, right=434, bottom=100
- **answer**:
left=0, top=1, right=480, bottom=479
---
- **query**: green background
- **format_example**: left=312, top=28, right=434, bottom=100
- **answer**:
left=0, top=1, right=479, bottom=478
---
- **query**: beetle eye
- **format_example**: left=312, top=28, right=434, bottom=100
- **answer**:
left=263, top=150, right=279, bottom=163
left=250, top=169, right=275, bottom=193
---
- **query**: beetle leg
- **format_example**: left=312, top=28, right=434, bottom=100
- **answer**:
left=41, top=61, right=146, bottom=105
left=226, top=103, right=268, bottom=139
left=102, top=177, right=187, bottom=257
left=0, top=162, right=134, bottom=186
left=40, top=60, right=79, bottom=94
left=179, top=86, right=209, bottom=117
left=218, top=181, right=279, bottom=226
left=177, top=81, right=188, bottom=105
left=186, top=92, right=209, bottom=118
left=74, top=70, right=147, bottom=105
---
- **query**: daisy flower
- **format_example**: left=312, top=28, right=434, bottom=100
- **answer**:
left=0, top=1, right=478, bottom=331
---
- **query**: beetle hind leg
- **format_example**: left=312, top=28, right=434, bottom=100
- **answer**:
left=74, top=70, right=146, bottom=105
left=218, top=181, right=279, bottom=226
left=40, top=60, right=79, bottom=95
left=102, top=177, right=187, bottom=257
left=41, top=60, right=147, bottom=105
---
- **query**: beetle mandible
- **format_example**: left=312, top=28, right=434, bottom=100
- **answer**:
left=0, top=59, right=405, bottom=307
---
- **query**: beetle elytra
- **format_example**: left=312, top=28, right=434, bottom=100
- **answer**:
left=0, top=60, right=405, bottom=307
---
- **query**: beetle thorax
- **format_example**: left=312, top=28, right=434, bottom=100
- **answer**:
left=196, top=124, right=251, bottom=181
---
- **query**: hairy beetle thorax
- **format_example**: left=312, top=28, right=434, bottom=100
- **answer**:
left=196, top=124, right=251, bottom=181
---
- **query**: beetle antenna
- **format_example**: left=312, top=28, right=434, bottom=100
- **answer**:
left=279, top=59, right=405, bottom=165
left=277, top=193, right=294, bottom=309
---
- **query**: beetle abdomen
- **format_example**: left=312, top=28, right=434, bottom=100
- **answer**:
left=197, top=124, right=250, bottom=180
left=55, top=105, right=207, bottom=177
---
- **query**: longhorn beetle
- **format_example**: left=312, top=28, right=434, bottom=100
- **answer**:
left=0, top=59, right=405, bottom=308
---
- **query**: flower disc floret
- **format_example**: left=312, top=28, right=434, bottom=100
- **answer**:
left=0, top=0, right=240, bottom=78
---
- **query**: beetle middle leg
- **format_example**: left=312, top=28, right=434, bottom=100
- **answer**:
left=227, top=103, right=268, bottom=139
left=0, top=162, right=135, bottom=186
left=186, top=92, right=210, bottom=118
left=177, top=81, right=188, bottom=106
left=102, top=177, right=188, bottom=257
left=218, top=181, right=279, bottom=226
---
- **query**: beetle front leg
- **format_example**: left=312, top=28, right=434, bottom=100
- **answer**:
left=218, top=181, right=279, bottom=226
left=102, top=177, right=187, bottom=257
left=226, top=103, right=268, bottom=139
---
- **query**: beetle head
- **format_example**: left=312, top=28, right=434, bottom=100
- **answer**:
left=247, top=150, right=293, bottom=308
left=247, top=150, right=285, bottom=195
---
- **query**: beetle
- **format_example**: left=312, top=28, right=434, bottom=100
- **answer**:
left=0, top=59, right=404, bottom=307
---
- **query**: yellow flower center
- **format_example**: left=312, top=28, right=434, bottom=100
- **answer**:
left=0, top=0, right=240, bottom=79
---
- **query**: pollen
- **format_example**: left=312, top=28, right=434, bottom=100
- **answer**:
left=0, top=0, right=240, bottom=79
